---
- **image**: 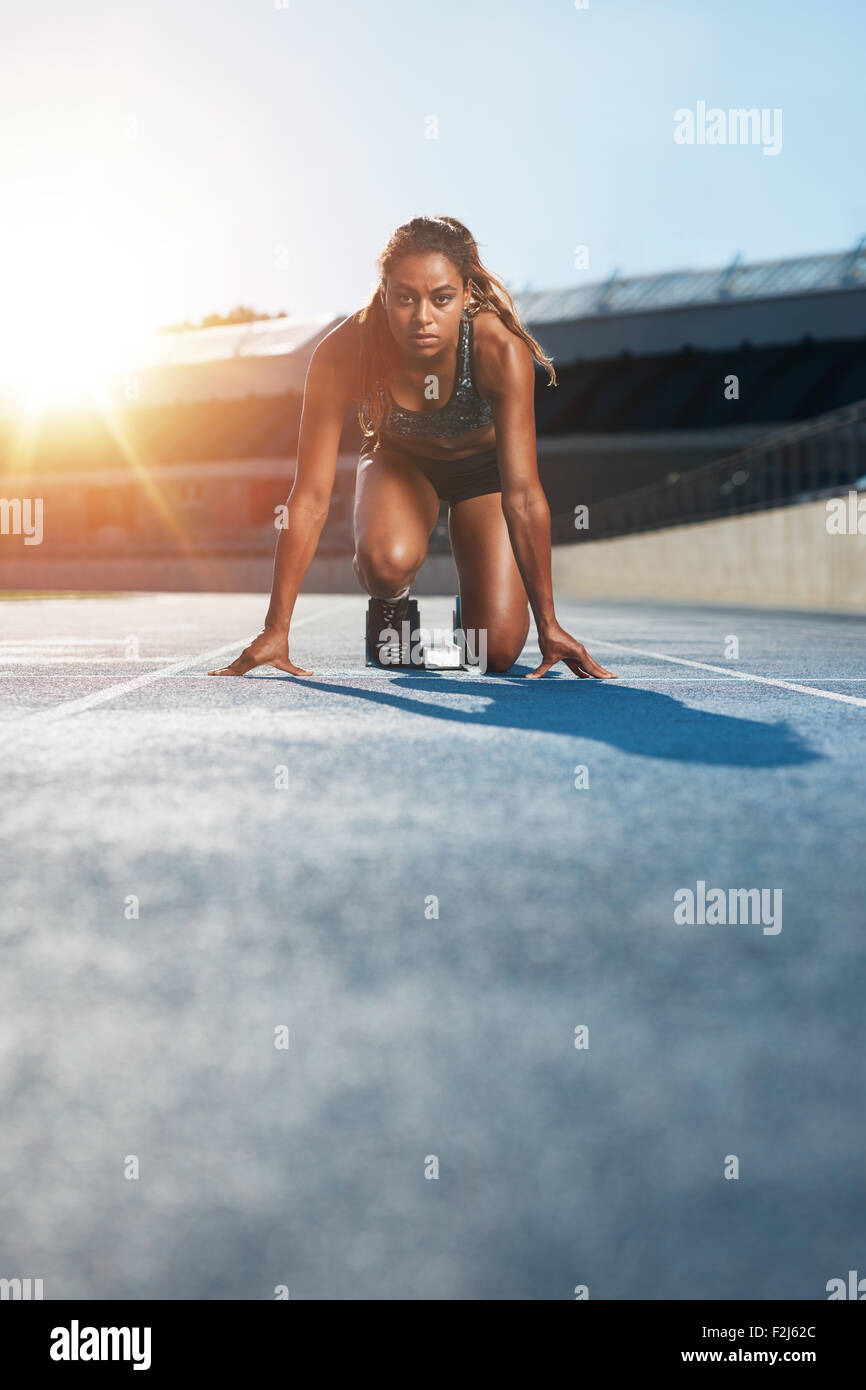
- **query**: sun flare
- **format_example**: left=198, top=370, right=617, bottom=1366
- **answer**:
left=0, top=218, right=160, bottom=415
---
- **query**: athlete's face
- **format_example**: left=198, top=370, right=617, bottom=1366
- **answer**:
left=383, top=253, right=470, bottom=358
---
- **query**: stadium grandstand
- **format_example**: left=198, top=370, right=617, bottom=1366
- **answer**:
left=2, top=242, right=864, bottom=591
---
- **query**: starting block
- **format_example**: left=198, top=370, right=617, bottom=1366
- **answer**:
left=420, top=594, right=464, bottom=669
left=419, top=641, right=462, bottom=669
left=365, top=598, right=420, bottom=667
left=365, top=596, right=466, bottom=669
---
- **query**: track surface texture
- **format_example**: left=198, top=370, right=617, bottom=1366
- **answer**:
left=1, top=591, right=864, bottom=1300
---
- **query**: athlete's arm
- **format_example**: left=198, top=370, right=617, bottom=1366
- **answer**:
left=210, top=326, right=351, bottom=676
left=485, top=326, right=615, bottom=680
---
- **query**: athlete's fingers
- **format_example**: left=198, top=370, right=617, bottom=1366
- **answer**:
left=208, top=655, right=312, bottom=677
left=526, top=657, right=555, bottom=679
left=565, top=644, right=616, bottom=678
left=587, top=659, right=617, bottom=677
left=274, top=659, right=313, bottom=677
left=526, top=649, right=617, bottom=680
left=565, top=655, right=617, bottom=679
left=209, top=655, right=255, bottom=676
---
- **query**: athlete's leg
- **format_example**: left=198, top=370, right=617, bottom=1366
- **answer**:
left=448, top=492, right=530, bottom=672
left=353, top=448, right=441, bottom=597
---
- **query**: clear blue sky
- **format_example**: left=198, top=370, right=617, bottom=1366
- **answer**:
left=3, top=0, right=865, bottom=327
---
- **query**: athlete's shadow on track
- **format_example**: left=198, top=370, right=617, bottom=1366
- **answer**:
left=280, top=663, right=821, bottom=767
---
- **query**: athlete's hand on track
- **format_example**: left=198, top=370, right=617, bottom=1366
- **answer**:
left=208, top=627, right=312, bottom=678
left=527, top=623, right=616, bottom=680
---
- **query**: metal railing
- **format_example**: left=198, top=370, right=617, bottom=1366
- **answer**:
left=550, top=399, right=866, bottom=543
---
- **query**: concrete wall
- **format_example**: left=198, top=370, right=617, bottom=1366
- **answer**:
left=5, top=500, right=861, bottom=611
left=551, top=497, right=866, bottom=611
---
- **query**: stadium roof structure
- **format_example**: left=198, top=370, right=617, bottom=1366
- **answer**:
left=125, top=312, right=339, bottom=369
left=102, top=310, right=343, bottom=404
left=116, top=241, right=866, bottom=371
left=513, top=241, right=866, bottom=324
left=101, top=241, right=864, bottom=395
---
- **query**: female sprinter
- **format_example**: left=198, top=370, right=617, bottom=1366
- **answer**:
left=210, top=215, right=615, bottom=680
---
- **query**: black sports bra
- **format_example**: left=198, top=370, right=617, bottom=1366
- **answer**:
left=373, top=312, right=494, bottom=443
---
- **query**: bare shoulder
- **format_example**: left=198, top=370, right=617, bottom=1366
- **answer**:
left=472, top=309, right=535, bottom=398
left=307, top=312, right=364, bottom=401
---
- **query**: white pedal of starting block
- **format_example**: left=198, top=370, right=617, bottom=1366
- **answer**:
left=420, top=643, right=463, bottom=670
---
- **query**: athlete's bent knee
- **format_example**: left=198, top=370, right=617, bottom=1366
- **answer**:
left=479, top=613, right=529, bottom=673
left=484, top=650, right=521, bottom=673
left=354, top=540, right=425, bottom=596
left=482, top=639, right=524, bottom=673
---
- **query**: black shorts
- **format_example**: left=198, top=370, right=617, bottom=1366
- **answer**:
left=360, top=441, right=501, bottom=505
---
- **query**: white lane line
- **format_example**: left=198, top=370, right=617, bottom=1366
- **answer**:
left=4, top=672, right=866, bottom=683
left=2, top=600, right=357, bottom=729
left=588, top=639, right=866, bottom=708
left=598, top=675, right=866, bottom=683
left=0, top=658, right=181, bottom=665
left=0, top=639, right=139, bottom=646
